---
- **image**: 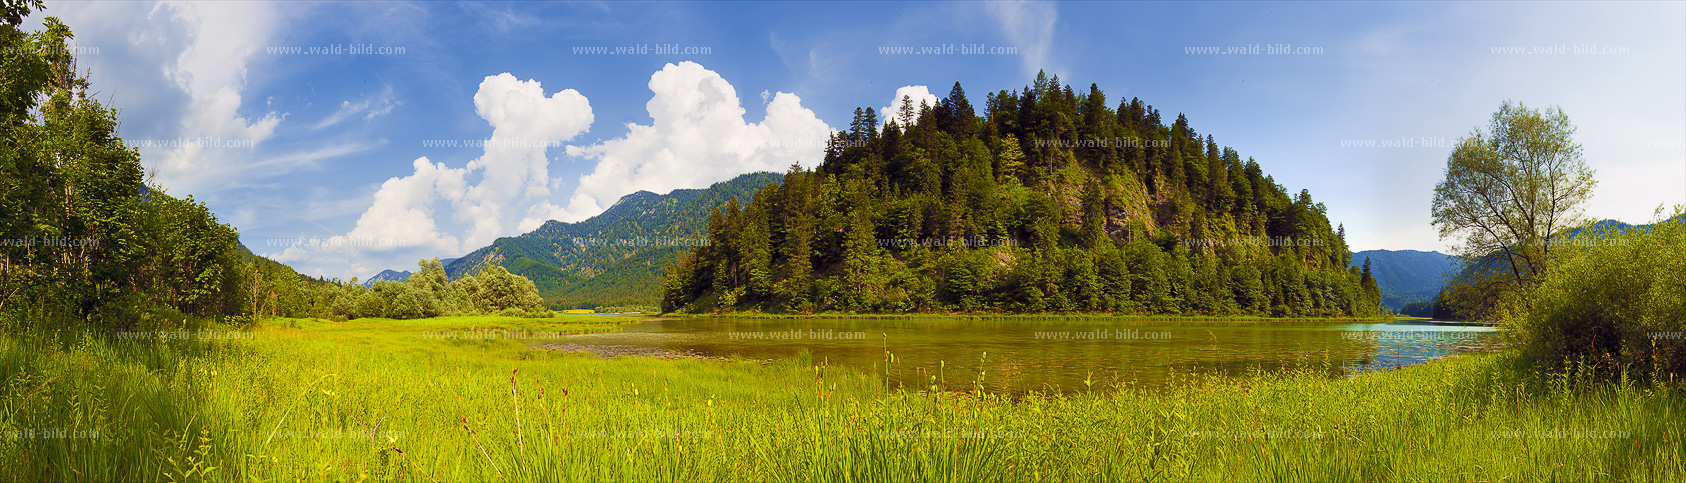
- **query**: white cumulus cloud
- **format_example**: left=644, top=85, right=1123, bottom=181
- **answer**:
left=149, top=0, right=285, bottom=192
left=560, top=61, right=833, bottom=221
left=881, top=85, right=940, bottom=127
left=294, top=73, right=593, bottom=275
left=40, top=0, right=386, bottom=197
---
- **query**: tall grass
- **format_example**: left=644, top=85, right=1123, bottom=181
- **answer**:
left=1, top=315, right=1682, bottom=481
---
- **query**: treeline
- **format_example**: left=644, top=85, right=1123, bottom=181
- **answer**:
left=664, top=73, right=1382, bottom=316
left=0, top=9, right=547, bottom=329
left=246, top=258, right=549, bottom=321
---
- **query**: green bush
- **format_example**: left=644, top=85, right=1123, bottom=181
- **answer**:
left=347, top=286, right=379, bottom=319
left=459, top=264, right=544, bottom=312
left=1512, top=208, right=1686, bottom=378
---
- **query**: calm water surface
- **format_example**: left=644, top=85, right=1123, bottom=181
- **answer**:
left=560, top=317, right=1500, bottom=394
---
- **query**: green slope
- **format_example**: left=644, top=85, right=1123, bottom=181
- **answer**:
left=235, top=242, right=335, bottom=287
left=1350, top=249, right=1455, bottom=310
left=443, top=172, right=783, bottom=307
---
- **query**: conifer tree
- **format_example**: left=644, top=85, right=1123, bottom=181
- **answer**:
left=938, top=81, right=976, bottom=139
left=995, top=134, right=1026, bottom=183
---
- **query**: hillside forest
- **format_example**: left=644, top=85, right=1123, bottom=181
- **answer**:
left=664, top=75, right=1383, bottom=316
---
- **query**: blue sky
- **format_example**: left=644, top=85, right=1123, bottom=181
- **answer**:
left=30, top=1, right=1686, bottom=280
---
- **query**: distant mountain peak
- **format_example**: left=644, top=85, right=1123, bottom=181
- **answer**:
left=362, top=269, right=412, bottom=287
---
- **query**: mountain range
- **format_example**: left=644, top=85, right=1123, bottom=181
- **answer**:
left=1350, top=250, right=1456, bottom=312
left=424, top=172, right=782, bottom=307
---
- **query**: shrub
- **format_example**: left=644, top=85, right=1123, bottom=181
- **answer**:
left=466, top=265, right=544, bottom=312
left=1511, top=208, right=1686, bottom=379
left=352, top=286, right=388, bottom=319
left=493, top=307, right=554, bottom=318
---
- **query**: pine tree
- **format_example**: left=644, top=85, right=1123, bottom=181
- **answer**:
left=939, top=81, right=976, bottom=139
left=660, top=257, right=693, bottom=312
left=1079, top=83, right=1115, bottom=172
left=1205, top=135, right=1222, bottom=203
left=898, top=95, right=917, bottom=127
left=1079, top=179, right=1106, bottom=249
left=777, top=171, right=816, bottom=312
left=848, top=107, right=869, bottom=140
left=995, top=134, right=1025, bottom=183
left=742, top=202, right=774, bottom=301
left=840, top=178, right=878, bottom=310
left=1360, top=256, right=1380, bottom=309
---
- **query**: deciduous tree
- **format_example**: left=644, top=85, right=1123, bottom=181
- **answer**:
left=1432, top=101, right=1595, bottom=291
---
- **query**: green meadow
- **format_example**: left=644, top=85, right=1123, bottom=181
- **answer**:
left=2, top=314, right=1681, bottom=482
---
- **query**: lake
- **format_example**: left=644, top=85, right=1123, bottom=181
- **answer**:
left=556, top=317, right=1502, bottom=394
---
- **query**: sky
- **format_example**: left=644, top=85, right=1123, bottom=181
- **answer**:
left=26, top=0, right=1686, bottom=280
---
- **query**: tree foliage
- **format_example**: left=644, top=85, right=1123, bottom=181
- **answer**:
left=1, top=7, right=248, bottom=329
left=1432, top=101, right=1596, bottom=293
left=1511, top=208, right=1686, bottom=380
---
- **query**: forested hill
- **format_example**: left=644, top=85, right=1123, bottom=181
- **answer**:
left=444, top=172, right=782, bottom=307
left=665, top=72, right=1383, bottom=316
left=1349, top=249, right=1455, bottom=310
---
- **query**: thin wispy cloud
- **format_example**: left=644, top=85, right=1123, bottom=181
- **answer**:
left=311, top=86, right=399, bottom=130
left=986, top=0, right=1059, bottom=77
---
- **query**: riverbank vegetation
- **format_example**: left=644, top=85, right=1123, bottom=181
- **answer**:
left=0, top=5, right=248, bottom=332
left=1507, top=207, right=1686, bottom=379
left=661, top=312, right=1396, bottom=323
left=1422, top=100, right=1686, bottom=379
